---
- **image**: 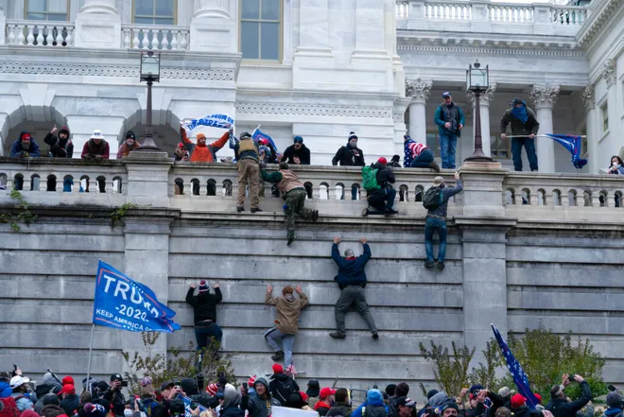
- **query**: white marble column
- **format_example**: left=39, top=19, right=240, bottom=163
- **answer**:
left=74, top=0, right=121, bottom=49
left=298, top=0, right=330, bottom=53
left=354, top=0, right=386, bottom=54
left=190, top=0, right=235, bottom=52
left=531, top=84, right=560, bottom=173
left=582, top=85, right=598, bottom=173
left=602, top=59, right=617, bottom=158
left=405, top=79, right=432, bottom=145
left=467, top=84, right=496, bottom=157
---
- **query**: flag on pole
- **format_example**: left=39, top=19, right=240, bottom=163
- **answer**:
left=491, top=324, right=539, bottom=409
left=92, top=261, right=181, bottom=333
left=544, top=134, right=587, bottom=169
left=252, top=127, right=280, bottom=154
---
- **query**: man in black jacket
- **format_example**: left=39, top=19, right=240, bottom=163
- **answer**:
left=268, top=364, right=300, bottom=406
left=44, top=124, right=73, bottom=158
left=103, top=374, right=126, bottom=417
left=545, top=374, right=591, bottom=417
left=332, top=132, right=365, bottom=167
left=281, top=136, right=311, bottom=165
left=186, top=280, right=223, bottom=363
left=363, top=157, right=397, bottom=216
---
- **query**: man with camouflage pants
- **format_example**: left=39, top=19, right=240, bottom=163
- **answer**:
left=261, top=162, right=319, bottom=246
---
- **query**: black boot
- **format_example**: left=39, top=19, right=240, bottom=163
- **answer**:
left=271, top=351, right=284, bottom=361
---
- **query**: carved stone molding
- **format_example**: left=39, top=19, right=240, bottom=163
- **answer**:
left=602, top=59, right=616, bottom=87
left=0, top=62, right=235, bottom=81
left=581, top=85, right=595, bottom=112
left=531, top=84, right=560, bottom=109
left=397, top=44, right=584, bottom=58
left=467, top=83, right=497, bottom=107
left=405, top=78, right=432, bottom=104
left=235, top=103, right=393, bottom=118
left=393, top=113, right=405, bottom=123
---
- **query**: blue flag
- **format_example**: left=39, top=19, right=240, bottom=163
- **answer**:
left=180, top=396, right=208, bottom=417
left=491, top=324, right=538, bottom=409
left=544, top=134, right=587, bottom=169
left=92, top=261, right=181, bottom=333
left=252, top=128, right=280, bottom=154
left=182, top=114, right=234, bottom=132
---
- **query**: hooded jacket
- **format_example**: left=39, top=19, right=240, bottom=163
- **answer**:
left=221, top=384, right=243, bottom=416
left=332, top=243, right=371, bottom=287
left=352, top=390, right=388, bottom=417
left=185, top=287, right=222, bottom=324
left=41, top=404, right=66, bottom=417
left=371, top=162, right=395, bottom=189
left=265, top=290, right=308, bottom=335
left=327, top=401, right=353, bottom=417
left=0, top=381, right=12, bottom=398
left=268, top=374, right=300, bottom=406
left=10, top=132, right=41, bottom=158
left=181, top=128, right=230, bottom=163
left=44, top=126, right=73, bottom=158
left=241, top=378, right=281, bottom=417
left=332, top=142, right=365, bottom=166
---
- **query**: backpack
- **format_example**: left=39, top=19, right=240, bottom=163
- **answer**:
left=0, top=396, right=21, bottom=417
left=423, top=186, right=443, bottom=210
left=272, top=379, right=296, bottom=406
left=361, top=166, right=380, bottom=192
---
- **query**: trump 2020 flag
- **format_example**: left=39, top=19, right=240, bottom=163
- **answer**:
left=252, top=127, right=280, bottom=154
left=181, top=396, right=208, bottom=417
left=491, top=324, right=539, bottom=409
left=181, top=114, right=234, bottom=132
left=92, top=261, right=181, bottom=333
left=544, top=134, right=588, bottom=169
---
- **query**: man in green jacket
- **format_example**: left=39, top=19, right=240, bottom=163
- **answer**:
left=261, top=162, right=319, bottom=245
left=500, top=98, right=540, bottom=172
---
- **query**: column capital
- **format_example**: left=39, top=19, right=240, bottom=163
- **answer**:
left=467, top=83, right=497, bottom=107
left=531, top=84, right=560, bottom=109
left=405, top=78, right=432, bottom=104
left=602, top=58, right=616, bottom=87
left=193, top=0, right=230, bottom=19
left=79, top=0, right=117, bottom=14
left=582, top=85, right=595, bottom=112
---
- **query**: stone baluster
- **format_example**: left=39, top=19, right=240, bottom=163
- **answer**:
left=531, top=84, right=560, bottom=173
left=26, top=26, right=35, bottom=45
left=45, top=26, right=54, bottom=46
left=7, top=25, right=15, bottom=45
left=122, top=29, right=131, bottom=49
left=65, top=27, right=73, bottom=46
left=405, top=78, right=432, bottom=147
left=132, top=29, right=140, bottom=49
left=170, top=31, right=179, bottom=50
left=36, top=26, right=45, bottom=46
left=607, top=193, right=616, bottom=208
left=160, top=30, right=169, bottom=50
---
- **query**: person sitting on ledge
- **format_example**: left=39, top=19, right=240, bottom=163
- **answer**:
left=81, top=130, right=110, bottom=161
left=403, top=134, right=440, bottom=171
left=116, top=130, right=140, bottom=159
left=10, top=131, right=40, bottom=159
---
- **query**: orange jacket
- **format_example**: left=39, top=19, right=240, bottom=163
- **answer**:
left=180, top=127, right=229, bottom=162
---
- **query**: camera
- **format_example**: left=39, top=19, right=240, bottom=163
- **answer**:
left=174, top=380, right=181, bottom=387
left=608, top=385, right=617, bottom=392
left=568, top=375, right=575, bottom=382
left=121, top=381, right=129, bottom=388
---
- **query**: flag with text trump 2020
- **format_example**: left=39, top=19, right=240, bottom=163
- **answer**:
left=92, top=261, right=181, bottom=333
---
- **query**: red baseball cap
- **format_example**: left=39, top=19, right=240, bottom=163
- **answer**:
left=300, top=392, right=309, bottom=402
left=320, top=387, right=336, bottom=399
left=378, top=157, right=387, bottom=165
left=272, top=364, right=284, bottom=374
left=58, top=384, right=76, bottom=396
left=511, top=394, right=526, bottom=409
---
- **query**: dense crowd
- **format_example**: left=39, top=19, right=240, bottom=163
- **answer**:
left=2, top=364, right=617, bottom=417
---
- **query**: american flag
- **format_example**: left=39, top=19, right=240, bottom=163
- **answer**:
left=491, top=324, right=539, bottom=409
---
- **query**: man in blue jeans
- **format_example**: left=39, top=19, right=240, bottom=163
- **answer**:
left=424, top=172, right=463, bottom=270
left=434, top=92, right=465, bottom=169
left=500, top=98, right=540, bottom=172
left=186, top=280, right=223, bottom=365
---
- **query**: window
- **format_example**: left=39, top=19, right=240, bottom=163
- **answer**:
left=491, top=135, right=510, bottom=159
left=134, top=0, right=176, bottom=25
left=426, top=132, right=441, bottom=157
left=26, top=0, right=68, bottom=21
left=240, top=0, right=281, bottom=60
left=601, top=101, right=609, bottom=132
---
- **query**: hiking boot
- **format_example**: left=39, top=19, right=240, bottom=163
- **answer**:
left=424, top=260, right=435, bottom=269
left=312, top=210, right=319, bottom=222
left=236, top=206, right=245, bottom=212
left=287, top=234, right=297, bottom=246
left=329, top=332, right=346, bottom=339
left=372, top=332, right=379, bottom=340
left=361, top=208, right=369, bottom=217
left=251, top=207, right=263, bottom=213
left=384, top=208, right=398, bottom=216
left=430, top=161, right=441, bottom=172
left=437, top=261, right=445, bottom=271
left=271, top=351, right=284, bottom=361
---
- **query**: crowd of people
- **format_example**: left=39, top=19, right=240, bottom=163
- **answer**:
left=1, top=362, right=614, bottom=417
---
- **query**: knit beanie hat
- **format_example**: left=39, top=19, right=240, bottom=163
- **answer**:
left=248, top=376, right=256, bottom=387
left=385, top=384, right=397, bottom=397
left=282, top=286, right=294, bottom=295
left=607, top=392, right=622, bottom=408
left=198, top=280, right=209, bottom=293
left=206, top=384, right=218, bottom=396
left=126, top=131, right=136, bottom=140
left=427, top=389, right=439, bottom=400
left=348, top=132, right=358, bottom=141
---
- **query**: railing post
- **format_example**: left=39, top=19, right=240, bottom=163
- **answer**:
left=471, top=0, right=492, bottom=32
left=533, top=4, right=555, bottom=35
left=0, top=7, right=6, bottom=45
left=406, top=0, right=428, bottom=30
left=74, top=0, right=121, bottom=49
left=123, top=151, right=173, bottom=207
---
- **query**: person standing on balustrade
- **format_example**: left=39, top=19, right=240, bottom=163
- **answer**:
left=434, top=92, right=465, bottom=169
left=500, top=98, right=540, bottom=172
left=234, top=131, right=262, bottom=213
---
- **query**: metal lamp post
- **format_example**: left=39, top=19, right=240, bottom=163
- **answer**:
left=135, top=50, right=162, bottom=151
left=464, top=60, right=493, bottom=162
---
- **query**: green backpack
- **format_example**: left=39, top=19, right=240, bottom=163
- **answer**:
left=361, top=166, right=380, bottom=192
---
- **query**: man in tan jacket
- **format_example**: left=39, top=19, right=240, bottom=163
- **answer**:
left=264, top=284, right=308, bottom=367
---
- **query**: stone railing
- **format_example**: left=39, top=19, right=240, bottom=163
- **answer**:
left=2, top=157, right=623, bottom=222
left=5, top=20, right=75, bottom=47
left=396, top=0, right=590, bottom=34
left=121, top=24, right=189, bottom=51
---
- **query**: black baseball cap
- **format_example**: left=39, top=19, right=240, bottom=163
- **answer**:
left=110, top=374, right=123, bottom=382
left=396, top=397, right=417, bottom=408
left=160, top=381, right=174, bottom=391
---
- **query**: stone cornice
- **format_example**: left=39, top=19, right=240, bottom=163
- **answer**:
left=576, top=0, right=624, bottom=49
left=234, top=103, right=393, bottom=119
left=397, top=43, right=585, bottom=58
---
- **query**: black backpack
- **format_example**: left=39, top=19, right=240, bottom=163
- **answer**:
left=423, top=186, right=443, bottom=210
left=272, top=379, right=297, bottom=406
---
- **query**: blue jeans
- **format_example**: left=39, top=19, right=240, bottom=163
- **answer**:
left=440, top=133, right=458, bottom=169
left=265, top=327, right=296, bottom=367
left=410, top=149, right=434, bottom=168
left=511, top=138, right=538, bottom=171
left=424, top=217, right=448, bottom=263
left=194, top=322, right=223, bottom=351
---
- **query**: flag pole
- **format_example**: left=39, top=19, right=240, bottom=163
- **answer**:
left=84, top=323, right=95, bottom=392
left=506, top=134, right=587, bottom=139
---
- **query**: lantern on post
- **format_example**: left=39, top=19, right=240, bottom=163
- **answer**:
left=135, top=50, right=161, bottom=151
left=465, top=60, right=493, bottom=162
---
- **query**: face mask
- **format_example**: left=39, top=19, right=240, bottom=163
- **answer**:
left=284, top=293, right=295, bottom=302
left=124, top=410, right=133, bottom=417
